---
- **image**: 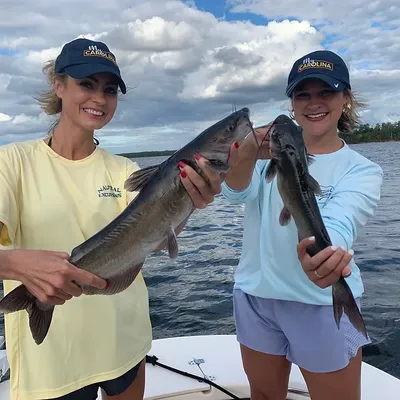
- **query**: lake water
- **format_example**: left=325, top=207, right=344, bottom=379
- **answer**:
left=1, top=141, right=400, bottom=378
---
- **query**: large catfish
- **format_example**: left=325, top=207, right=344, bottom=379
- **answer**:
left=0, top=107, right=254, bottom=344
left=265, top=114, right=368, bottom=338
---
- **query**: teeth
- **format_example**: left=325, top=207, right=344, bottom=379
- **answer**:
left=307, top=113, right=327, bottom=119
left=84, top=109, right=104, bottom=116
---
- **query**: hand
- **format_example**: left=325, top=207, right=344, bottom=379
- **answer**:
left=297, top=236, right=353, bottom=289
left=230, top=122, right=273, bottom=164
left=178, top=154, right=223, bottom=209
left=5, top=249, right=107, bottom=305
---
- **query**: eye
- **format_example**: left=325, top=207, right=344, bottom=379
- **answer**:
left=321, top=89, right=335, bottom=96
left=226, top=125, right=235, bottom=132
left=105, top=86, right=118, bottom=95
left=79, top=81, right=93, bottom=89
left=294, top=92, right=309, bottom=99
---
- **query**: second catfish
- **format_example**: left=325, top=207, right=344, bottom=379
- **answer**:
left=265, top=114, right=367, bottom=339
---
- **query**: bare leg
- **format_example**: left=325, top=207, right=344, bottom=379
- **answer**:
left=240, top=344, right=291, bottom=400
left=300, top=348, right=362, bottom=400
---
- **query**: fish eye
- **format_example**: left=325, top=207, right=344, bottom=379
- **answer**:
left=226, top=125, right=235, bottom=132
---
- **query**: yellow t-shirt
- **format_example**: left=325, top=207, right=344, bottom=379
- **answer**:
left=0, top=139, right=152, bottom=399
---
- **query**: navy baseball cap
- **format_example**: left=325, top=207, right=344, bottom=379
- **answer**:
left=54, top=38, right=126, bottom=94
left=286, top=50, right=351, bottom=97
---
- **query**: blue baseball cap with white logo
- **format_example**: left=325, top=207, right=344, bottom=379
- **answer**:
left=54, top=38, right=126, bottom=94
left=286, top=50, right=351, bottom=97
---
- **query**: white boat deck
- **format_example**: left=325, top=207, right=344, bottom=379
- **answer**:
left=1, top=334, right=400, bottom=399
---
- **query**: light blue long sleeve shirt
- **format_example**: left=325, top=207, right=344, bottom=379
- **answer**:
left=221, top=141, right=383, bottom=305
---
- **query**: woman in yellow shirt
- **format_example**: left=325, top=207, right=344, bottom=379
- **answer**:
left=0, top=38, right=223, bottom=400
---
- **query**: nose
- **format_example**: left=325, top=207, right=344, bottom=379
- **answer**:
left=92, top=89, right=106, bottom=105
left=306, top=94, right=322, bottom=110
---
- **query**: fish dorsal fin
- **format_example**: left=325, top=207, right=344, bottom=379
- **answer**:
left=167, top=228, right=179, bottom=259
left=305, top=172, right=321, bottom=195
left=124, top=164, right=160, bottom=192
left=265, top=159, right=277, bottom=183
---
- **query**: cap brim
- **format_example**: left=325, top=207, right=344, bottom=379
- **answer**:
left=64, top=64, right=126, bottom=94
left=286, top=73, right=347, bottom=97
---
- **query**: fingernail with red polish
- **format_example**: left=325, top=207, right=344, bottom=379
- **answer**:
left=194, top=153, right=201, bottom=160
left=178, top=161, right=186, bottom=168
left=181, top=170, right=187, bottom=178
left=104, top=280, right=109, bottom=289
left=234, top=141, right=240, bottom=149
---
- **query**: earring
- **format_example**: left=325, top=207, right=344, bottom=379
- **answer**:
left=289, top=110, right=295, bottom=120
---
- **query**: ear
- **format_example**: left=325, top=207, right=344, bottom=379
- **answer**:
left=342, top=89, right=351, bottom=107
left=53, top=78, right=65, bottom=99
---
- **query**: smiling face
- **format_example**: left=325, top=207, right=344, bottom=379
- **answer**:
left=291, top=78, right=349, bottom=140
left=54, top=72, right=119, bottom=132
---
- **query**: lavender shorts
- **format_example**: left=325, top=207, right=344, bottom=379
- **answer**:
left=233, top=288, right=371, bottom=373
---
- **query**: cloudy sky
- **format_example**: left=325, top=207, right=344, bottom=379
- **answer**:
left=1, top=0, right=399, bottom=154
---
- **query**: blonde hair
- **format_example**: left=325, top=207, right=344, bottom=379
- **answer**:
left=36, top=60, right=67, bottom=116
left=338, top=89, right=365, bottom=133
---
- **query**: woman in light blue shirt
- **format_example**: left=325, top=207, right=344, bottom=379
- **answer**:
left=222, top=50, right=383, bottom=400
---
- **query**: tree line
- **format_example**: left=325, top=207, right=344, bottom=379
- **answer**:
left=119, top=120, right=400, bottom=158
left=340, top=120, right=400, bottom=144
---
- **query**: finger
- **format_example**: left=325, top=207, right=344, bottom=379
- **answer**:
left=314, top=250, right=353, bottom=289
left=179, top=169, right=207, bottom=209
left=297, top=237, right=335, bottom=272
left=314, top=247, right=347, bottom=278
left=194, top=155, right=222, bottom=195
left=68, top=265, right=107, bottom=289
left=36, top=278, right=73, bottom=301
left=305, top=244, right=336, bottom=272
left=27, top=279, right=67, bottom=305
left=60, top=280, right=83, bottom=297
left=227, top=141, right=240, bottom=168
left=179, top=162, right=215, bottom=204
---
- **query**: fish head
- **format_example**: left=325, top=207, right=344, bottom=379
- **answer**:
left=269, top=114, right=306, bottom=161
left=195, top=107, right=253, bottom=164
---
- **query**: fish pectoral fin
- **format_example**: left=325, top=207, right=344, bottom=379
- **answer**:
left=82, top=262, right=144, bottom=296
left=167, top=228, right=179, bottom=259
left=265, top=159, right=277, bottom=183
left=124, top=164, right=161, bottom=192
left=0, top=284, right=55, bottom=345
left=305, top=172, right=321, bottom=195
left=279, top=206, right=291, bottom=225
left=206, top=159, right=231, bottom=173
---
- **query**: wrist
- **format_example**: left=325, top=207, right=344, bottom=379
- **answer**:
left=0, top=250, right=20, bottom=281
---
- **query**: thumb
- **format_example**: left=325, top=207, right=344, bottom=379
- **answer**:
left=297, top=236, right=315, bottom=264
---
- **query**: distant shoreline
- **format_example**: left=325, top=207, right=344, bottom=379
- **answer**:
left=117, top=122, right=400, bottom=157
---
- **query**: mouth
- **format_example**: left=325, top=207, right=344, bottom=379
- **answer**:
left=304, top=112, right=328, bottom=122
left=83, top=108, right=105, bottom=118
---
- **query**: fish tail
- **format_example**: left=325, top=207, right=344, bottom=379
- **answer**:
left=0, top=284, right=54, bottom=345
left=332, top=277, right=368, bottom=339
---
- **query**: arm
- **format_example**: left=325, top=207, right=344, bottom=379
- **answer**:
left=0, top=148, right=107, bottom=305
